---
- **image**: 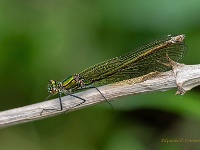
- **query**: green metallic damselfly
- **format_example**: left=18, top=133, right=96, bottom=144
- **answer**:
left=43, top=34, right=187, bottom=113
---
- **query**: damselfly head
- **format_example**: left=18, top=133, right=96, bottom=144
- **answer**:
left=47, top=80, right=60, bottom=95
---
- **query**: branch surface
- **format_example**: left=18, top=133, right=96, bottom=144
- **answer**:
left=0, top=63, right=200, bottom=128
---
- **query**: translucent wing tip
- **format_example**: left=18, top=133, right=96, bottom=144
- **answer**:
left=167, top=34, right=185, bottom=44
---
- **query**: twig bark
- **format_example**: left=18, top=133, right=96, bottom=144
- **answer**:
left=0, top=63, right=200, bottom=128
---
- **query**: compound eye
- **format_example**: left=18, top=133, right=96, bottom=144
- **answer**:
left=49, top=80, right=56, bottom=85
left=47, top=86, right=53, bottom=93
left=47, top=87, right=51, bottom=91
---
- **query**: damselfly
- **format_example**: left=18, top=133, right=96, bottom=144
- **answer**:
left=45, top=34, right=187, bottom=113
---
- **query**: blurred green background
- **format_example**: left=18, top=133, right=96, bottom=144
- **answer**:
left=0, top=0, right=200, bottom=149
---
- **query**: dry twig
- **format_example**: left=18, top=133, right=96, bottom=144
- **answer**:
left=0, top=62, right=200, bottom=128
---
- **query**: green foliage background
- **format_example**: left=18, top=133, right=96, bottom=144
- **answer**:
left=0, top=0, right=200, bottom=149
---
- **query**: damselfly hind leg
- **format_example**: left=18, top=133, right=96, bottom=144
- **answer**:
left=79, top=86, right=113, bottom=109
